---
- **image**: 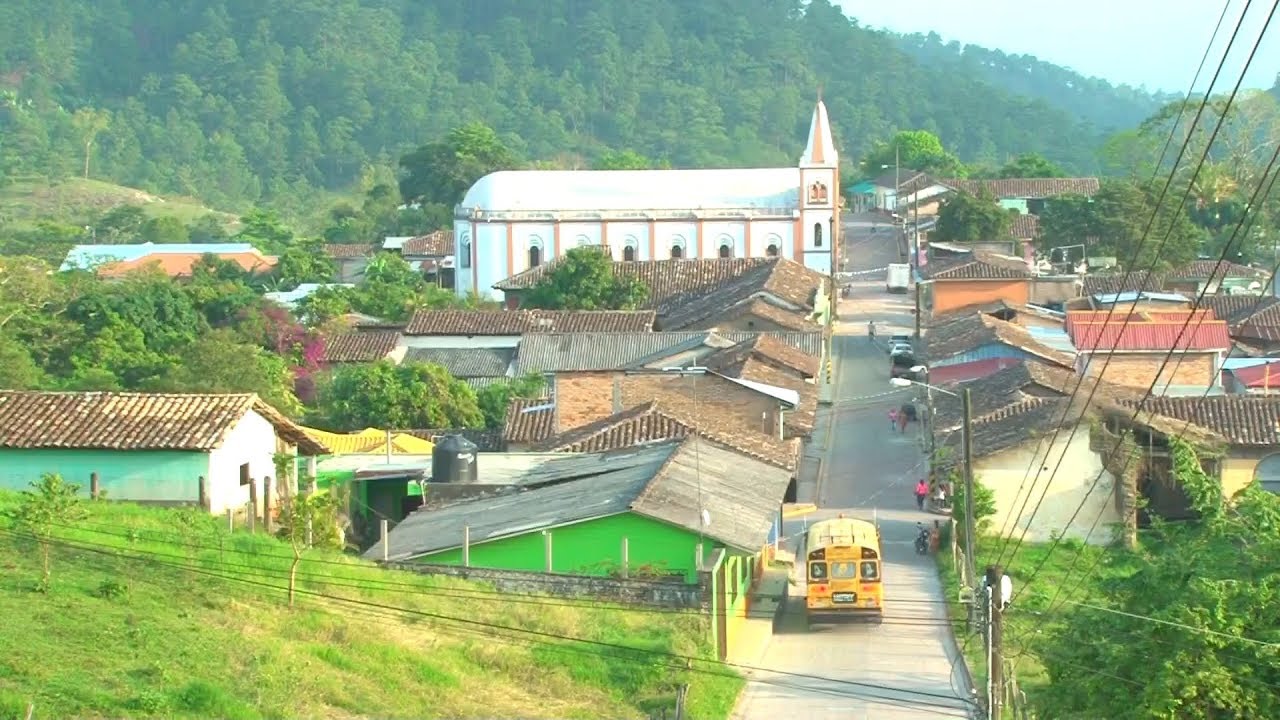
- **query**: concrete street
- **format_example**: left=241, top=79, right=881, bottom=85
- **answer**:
left=732, top=226, right=976, bottom=719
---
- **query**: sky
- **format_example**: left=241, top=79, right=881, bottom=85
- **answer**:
left=835, top=0, right=1280, bottom=93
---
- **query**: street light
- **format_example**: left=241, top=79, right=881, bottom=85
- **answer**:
left=889, top=375, right=977, bottom=590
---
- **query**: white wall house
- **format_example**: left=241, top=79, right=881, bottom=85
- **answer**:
left=453, top=101, right=841, bottom=300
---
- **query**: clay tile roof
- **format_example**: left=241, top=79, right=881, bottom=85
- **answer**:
left=1127, top=395, right=1280, bottom=446
left=98, top=252, right=278, bottom=279
left=1009, top=213, right=1040, bottom=239
left=323, top=330, right=400, bottom=363
left=942, top=177, right=1101, bottom=199
left=923, top=252, right=1032, bottom=280
left=713, top=298, right=822, bottom=332
left=1201, top=294, right=1280, bottom=325
left=1080, top=271, right=1166, bottom=296
left=935, top=397, right=1073, bottom=462
left=703, top=335, right=819, bottom=378
left=925, top=314, right=1074, bottom=367
left=1229, top=302, right=1280, bottom=342
left=403, top=347, right=514, bottom=377
left=1164, top=260, right=1269, bottom=281
left=323, top=244, right=375, bottom=259
left=503, top=397, right=556, bottom=444
left=404, top=309, right=656, bottom=336
left=0, top=391, right=327, bottom=454
left=401, top=230, right=455, bottom=257
left=533, top=401, right=800, bottom=470
left=658, top=259, right=825, bottom=330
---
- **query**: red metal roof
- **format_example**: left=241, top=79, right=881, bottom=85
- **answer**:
left=1070, top=320, right=1231, bottom=352
left=928, top=357, right=1025, bottom=385
left=1064, top=309, right=1215, bottom=334
left=1227, top=362, right=1280, bottom=389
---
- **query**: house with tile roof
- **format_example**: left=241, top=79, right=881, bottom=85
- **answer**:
left=923, top=312, right=1075, bottom=372
left=921, top=252, right=1034, bottom=315
left=96, top=249, right=278, bottom=279
left=0, top=391, right=326, bottom=515
left=322, top=329, right=404, bottom=365
left=493, top=255, right=829, bottom=331
left=401, top=309, right=657, bottom=350
left=401, top=347, right=519, bottom=391
left=321, top=244, right=375, bottom=283
left=1065, top=309, right=1232, bottom=391
left=939, top=177, right=1101, bottom=215
left=928, top=362, right=1142, bottom=544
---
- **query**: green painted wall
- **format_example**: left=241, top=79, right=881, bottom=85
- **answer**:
left=414, top=512, right=731, bottom=583
left=0, top=449, right=209, bottom=503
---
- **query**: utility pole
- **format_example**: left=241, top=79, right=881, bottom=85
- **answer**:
left=913, top=281, right=922, bottom=339
left=985, top=565, right=1008, bottom=720
left=962, top=387, right=977, bottom=590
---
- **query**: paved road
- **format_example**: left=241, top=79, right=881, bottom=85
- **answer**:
left=733, top=233, right=975, bottom=719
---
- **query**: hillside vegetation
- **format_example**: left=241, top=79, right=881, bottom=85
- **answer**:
left=0, top=177, right=237, bottom=231
left=0, top=0, right=1150, bottom=214
left=0, top=492, right=738, bottom=720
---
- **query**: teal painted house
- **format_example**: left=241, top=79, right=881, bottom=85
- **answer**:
left=366, top=437, right=793, bottom=583
left=0, top=391, right=328, bottom=513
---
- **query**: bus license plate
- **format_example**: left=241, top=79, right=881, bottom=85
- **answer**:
left=832, top=592, right=855, bottom=603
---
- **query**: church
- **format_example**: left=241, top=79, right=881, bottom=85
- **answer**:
left=453, top=100, right=840, bottom=300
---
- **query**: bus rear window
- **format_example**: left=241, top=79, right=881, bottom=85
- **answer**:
left=860, top=561, right=881, bottom=581
left=809, top=562, right=828, bottom=580
left=829, top=562, right=857, bottom=578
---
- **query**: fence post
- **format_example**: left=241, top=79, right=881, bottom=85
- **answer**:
left=380, top=519, right=389, bottom=562
left=544, top=530, right=553, bottom=573
left=263, top=476, right=274, bottom=534
left=90, top=472, right=100, bottom=500
left=462, top=525, right=471, bottom=567
left=247, top=480, right=258, bottom=533
left=226, top=508, right=234, bottom=532
left=620, top=536, right=629, bottom=579
left=197, top=476, right=209, bottom=511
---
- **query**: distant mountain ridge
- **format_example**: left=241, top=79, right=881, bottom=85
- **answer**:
left=894, top=32, right=1176, bottom=132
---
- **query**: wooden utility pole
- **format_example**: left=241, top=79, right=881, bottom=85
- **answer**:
left=985, top=565, right=1006, bottom=720
left=962, top=387, right=977, bottom=588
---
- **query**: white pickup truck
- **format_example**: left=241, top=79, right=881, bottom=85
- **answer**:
left=886, top=263, right=910, bottom=293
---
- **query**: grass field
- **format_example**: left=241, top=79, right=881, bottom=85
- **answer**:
left=0, top=177, right=239, bottom=229
left=937, top=532, right=1131, bottom=717
left=0, top=492, right=741, bottom=720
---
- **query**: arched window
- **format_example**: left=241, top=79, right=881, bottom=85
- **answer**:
left=814, top=223, right=823, bottom=248
left=460, top=235, right=472, bottom=268
left=766, top=244, right=779, bottom=257
left=671, top=244, right=684, bottom=259
left=623, top=245, right=637, bottom=261
left=528, top=244, right=542, bottom=268
left=718, top=244, right=732, bottom=258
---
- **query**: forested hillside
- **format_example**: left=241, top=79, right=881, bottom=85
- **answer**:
left=1, top=0, right=1123, bottom=212
left=895, top=33, right=1173, bottom=133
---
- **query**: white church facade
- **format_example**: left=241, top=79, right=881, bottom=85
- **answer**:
left=453, top=101, right=841, bottom=299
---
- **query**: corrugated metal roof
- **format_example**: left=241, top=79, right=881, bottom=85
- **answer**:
left=1071, top=321, right=1231, bottom=352
left=1092, top=291, right=1190, bottom=304
left=60, top=243, right=259, bottom=271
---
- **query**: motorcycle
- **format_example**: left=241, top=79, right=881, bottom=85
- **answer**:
left=914, top=523, right=930, bottom=555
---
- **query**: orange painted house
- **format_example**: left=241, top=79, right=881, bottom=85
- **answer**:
left=922, top=252, right=1033, bottom=315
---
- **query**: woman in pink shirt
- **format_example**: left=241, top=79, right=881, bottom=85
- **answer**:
left=888, top=407, right=899, bottom=430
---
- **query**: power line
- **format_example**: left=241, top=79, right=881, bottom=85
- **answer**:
left=989, top=0, right=1258, bottom=571
left=996, top=0, right=1278, bottom=577
left=1, top=527, right=977, bottom=713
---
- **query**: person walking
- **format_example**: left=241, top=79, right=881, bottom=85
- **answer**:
left=914, top=479, right=929, bottom=511
left=868, top=320, right=876, bottom=341
left=888, top=407, right=899, bottom=431
left=897, top=409, right=908, bottom=434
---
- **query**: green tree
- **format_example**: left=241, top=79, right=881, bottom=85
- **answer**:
left=1036, top=439, right=1280, bottom=719
left=275, top=237, right=336, bottom=289
left=138, top=215, right=190, bottom=244
left=862, top=130, right=965, bottom=177
left=236, top=209, right=294, bottom=254
left=275, top=490, right=345, bottom=607
left=997, top=153, right=1066, bottom=178
left=398, top=122, right=517, bottom=206
left=476, top=373, right=547, bottom=430
left=592, top=149, right=653, bottom=170
left=186, top=214, right=231, bottom=244
left=295, top=285, right=354, bottom=327
left=1038, top=180, right=1205, bottom=270
left=5, top=473, right=89, bottom=592
left=0, top=331, right=47, bottom=389
left=315, top=360, right=484, bottom=431
left=932, top=191, right=1014, bottom=243
left=94, top=205, right=147, bottom=241
left=144, top=328, right=302, bottom=415
left=69, top=107, right=110, bottom=179
left=522, top=247, right=649, bottom=310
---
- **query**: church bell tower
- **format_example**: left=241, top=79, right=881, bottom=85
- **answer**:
left=798, top=98, right=839, bottom=276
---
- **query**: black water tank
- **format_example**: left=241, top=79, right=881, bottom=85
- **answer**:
left=432, top=435, right=478, bottom=484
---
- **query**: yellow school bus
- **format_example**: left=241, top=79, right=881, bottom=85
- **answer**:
left=805, top=515, right=884, bottom=622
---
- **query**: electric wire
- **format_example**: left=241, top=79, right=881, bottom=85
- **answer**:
left=988, top=0, right=1259, bottom=572
left=0, top=527, right=977, bottom=713
left=995, top=0, right=1278, bottom=577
